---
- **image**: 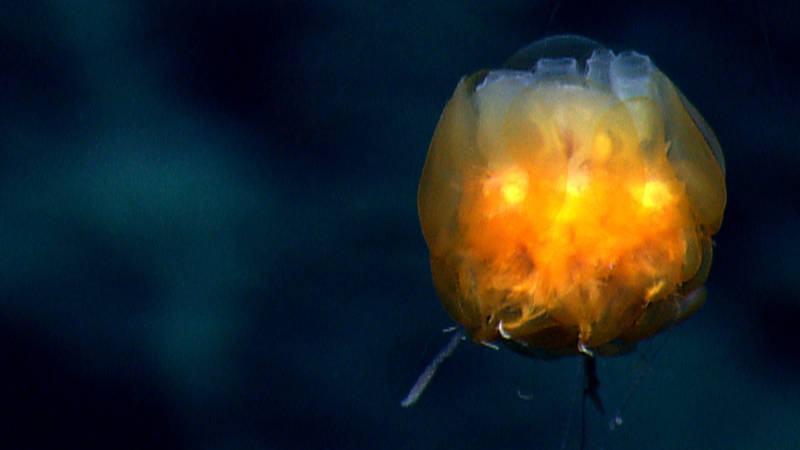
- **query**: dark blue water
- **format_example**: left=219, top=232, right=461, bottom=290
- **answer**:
left=1, top=1, right=797, bottom=448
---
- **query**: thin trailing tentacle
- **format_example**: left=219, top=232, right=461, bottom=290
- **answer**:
left=400, top=329, right=463, bottom=408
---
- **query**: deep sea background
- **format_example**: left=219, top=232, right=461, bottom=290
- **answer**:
left=1, top=1, right=798, bottom=449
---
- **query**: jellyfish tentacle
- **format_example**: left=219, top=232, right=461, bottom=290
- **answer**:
left=400, top=329, right=463, bottom=408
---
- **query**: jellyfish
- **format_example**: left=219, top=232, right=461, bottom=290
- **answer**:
left=416, top=35, right=726, bottom=362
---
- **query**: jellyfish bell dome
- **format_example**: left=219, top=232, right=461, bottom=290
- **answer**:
left=418, top=35, right=726, bottom=358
